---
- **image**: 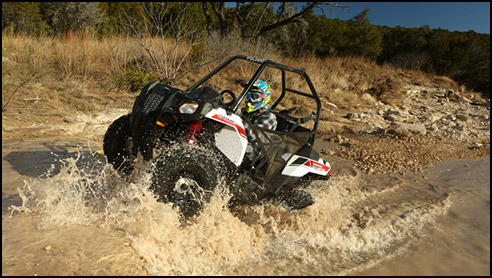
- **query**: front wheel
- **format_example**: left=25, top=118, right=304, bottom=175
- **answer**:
left=150, top=144, right=223, bottom=218
left=103, top=114, right=134, bottom=174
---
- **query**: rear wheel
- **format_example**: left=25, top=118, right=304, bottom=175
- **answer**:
left=280, top=189, right=315, bottom=210
left=150, top=144, right=222, bottom=218
left=103, top=114, right=134, bottom=174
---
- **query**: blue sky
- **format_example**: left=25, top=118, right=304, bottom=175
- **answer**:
left=226, top=2, right=490, bottom=34
left=327, top=2, right=490, bottom=34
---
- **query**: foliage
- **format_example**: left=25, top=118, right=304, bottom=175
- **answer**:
left=305, top=15, right=348, bottom=57
left=115, top=67, right=159, bottom=92
left=2, top=2, right=490, bottom=96
left=2, top=2, right=49, bottom=35
left=342, top=6, right=383, bottom=60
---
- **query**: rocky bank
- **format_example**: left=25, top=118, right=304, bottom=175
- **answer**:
left=320, top=85, right=490, bottom=174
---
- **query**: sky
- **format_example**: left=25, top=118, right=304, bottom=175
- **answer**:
left=226, top=2, right=490, bottom=34
left=326, top=2, right=490, bottom=34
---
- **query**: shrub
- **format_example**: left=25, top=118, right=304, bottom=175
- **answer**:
left=114, top=67, right=159, bottom=92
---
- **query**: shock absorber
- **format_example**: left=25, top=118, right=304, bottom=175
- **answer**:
left=185, top=120, right=203, bottom=146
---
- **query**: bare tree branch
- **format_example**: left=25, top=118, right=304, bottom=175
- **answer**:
left=254, top=2, right=350, bottom=38
left=118, top=3, right=205, bottom=82
left=234, top=2, right=256, bottom=38
left=210, top=2, right=228, bottom=38
left=202, top=2, right=213, bottom=36
left=256, top=2, right=317, bottom=38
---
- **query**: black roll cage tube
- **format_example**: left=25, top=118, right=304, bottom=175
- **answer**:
left=186, top=54, right=322, bottom=145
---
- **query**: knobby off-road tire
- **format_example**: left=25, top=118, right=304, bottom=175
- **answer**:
left=150, top=144, right=223, bottom=218
left=103, top=114, right=134, bottom=174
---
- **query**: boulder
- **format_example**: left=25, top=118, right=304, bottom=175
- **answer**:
left=455, top=114, right=469, bottom=122
left=386, top=122, right=427, bottom=137
left=403, top=122, right=427, bottom=135
left=386, top=125, right=410, bottom=138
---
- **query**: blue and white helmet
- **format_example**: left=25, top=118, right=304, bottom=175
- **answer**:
left=244, top=80, right=271, bottom=113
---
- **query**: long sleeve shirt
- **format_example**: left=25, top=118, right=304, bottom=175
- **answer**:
left=240, top=105, right=277, bottom=163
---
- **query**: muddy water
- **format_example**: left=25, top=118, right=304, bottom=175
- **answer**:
left=2, top=140, right=490, bottom=276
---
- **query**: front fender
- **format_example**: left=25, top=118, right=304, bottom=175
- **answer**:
left=205, top=108, right=248, bottom=166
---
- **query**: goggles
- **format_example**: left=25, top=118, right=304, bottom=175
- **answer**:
left=246, top=92, right=263, bottom=103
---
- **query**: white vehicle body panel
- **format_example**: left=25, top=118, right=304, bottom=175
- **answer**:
left=281, top=154, right=331, bottom=177
left=205, top=108, right=248, bottom=166
left=205, top=107, right=330, bottom=177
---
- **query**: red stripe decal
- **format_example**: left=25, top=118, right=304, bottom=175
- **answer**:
left=304, top=160, right=330, bottom=172
left=211, top=114, right=247, bottom=139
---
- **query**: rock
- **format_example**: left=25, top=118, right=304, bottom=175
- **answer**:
left=384, top=113, right=402, bottom=122
left=445, top=114, right=456, bottom=121
left=455, top=114, right=469, bottom=122
left=326, top=134, right=345, bottom=143
left=387, top=122, right=427, bottom=137
left=430, top=114, right=443, bottom=122
left=454, top=123, right=465, bottom=131
left=404, top=123, right=427, bottom=135
left=340, top=141, right=353, bottom=147
left=386, top=109, right=401, bottom=116
left=345, top=113, right=357, bottom=120
left=469, top=142, right=483, bottom=149
left=386, top=125, right=410, bottom=138
left=427, top=124, right=439, bottom=132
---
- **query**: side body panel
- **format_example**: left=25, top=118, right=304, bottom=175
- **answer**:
left=205, top=108, right=248, bottom=166
left=281, top=154, right=331, bottom=177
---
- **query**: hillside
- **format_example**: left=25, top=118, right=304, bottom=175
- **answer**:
left=2, top=34, right=490, bottom=174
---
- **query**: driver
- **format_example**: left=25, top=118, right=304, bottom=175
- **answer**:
left=238, top=79, right=315, bottom=211
left=239, top=80, right=277, bottom=165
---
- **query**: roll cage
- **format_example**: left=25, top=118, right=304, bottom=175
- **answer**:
left=185, top=54, right=322, bottom=146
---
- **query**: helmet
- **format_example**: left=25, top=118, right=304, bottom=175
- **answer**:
left=244, top=80, right=271, bottom=113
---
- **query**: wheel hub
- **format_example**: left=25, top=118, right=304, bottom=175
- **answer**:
left=174, top=177, right=199, bottom=194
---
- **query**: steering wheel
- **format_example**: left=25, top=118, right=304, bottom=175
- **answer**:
left=220, top=90, right=237, bottom=108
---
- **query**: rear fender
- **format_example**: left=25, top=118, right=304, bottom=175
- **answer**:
left=281, top=154, right=331, bottom=177
left=205, top=108, right=248, bottom=166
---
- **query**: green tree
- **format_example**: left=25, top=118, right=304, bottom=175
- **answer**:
left=342, top=6, right=382, bottom=59
left=2, top=2, right=49, bottom=35
left=304, top=14, right=348, bottom=57
left=379, top=26, right=431, bottom=70
left=457, top=32, right=490, bottom=96
left=426, top=29, right=468, bottom=76
left=45, top=2, right=104, bottom=34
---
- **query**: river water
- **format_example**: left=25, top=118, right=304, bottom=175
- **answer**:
left=2, top=139, right=490, bottom=276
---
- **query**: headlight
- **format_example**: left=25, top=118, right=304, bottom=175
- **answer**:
left=179, top=102, right=199, bottom=114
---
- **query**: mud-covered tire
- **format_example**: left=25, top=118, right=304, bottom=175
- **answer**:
left=150, top=144, right=222, bottom=218
left=103, top=114, right=134, bottom=174
left=280, top=189, right=315, bottom=210
left=294, top=173, right=330, bottom=188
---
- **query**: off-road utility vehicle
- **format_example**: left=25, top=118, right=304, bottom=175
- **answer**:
left=104, top=54, right=332, bottom=217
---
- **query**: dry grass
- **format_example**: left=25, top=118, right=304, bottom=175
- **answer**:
left=2, top=31, right=473, bottom=118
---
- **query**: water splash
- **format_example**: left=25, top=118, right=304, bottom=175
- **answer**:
left=10, top=146, right=451, bottom=275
